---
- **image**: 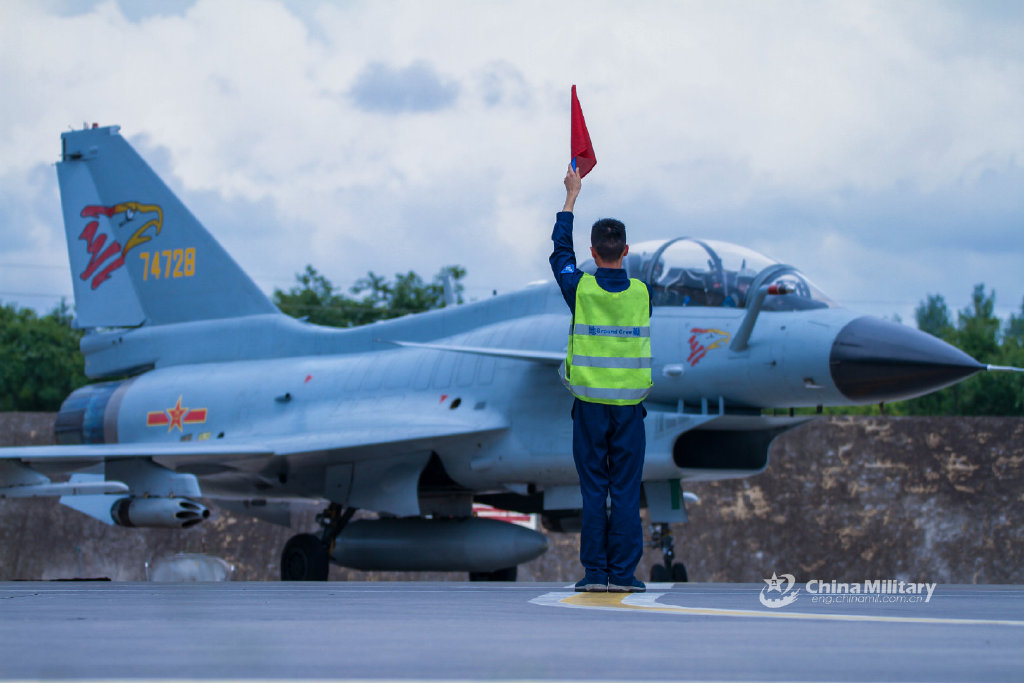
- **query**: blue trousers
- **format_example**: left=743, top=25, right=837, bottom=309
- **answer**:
left=571, top=398, right=646, bottom=583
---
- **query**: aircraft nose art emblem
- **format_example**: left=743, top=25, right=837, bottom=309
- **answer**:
left=78, top=202, right=163, bottom=289
left=146, top=395, right=207, bottom=432
left=688, top=327, right=730, bottom=366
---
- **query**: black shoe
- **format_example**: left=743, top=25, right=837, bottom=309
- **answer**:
left=574, top=576, right=608, bottom=592
left=608, top=577, right=646, bottom=593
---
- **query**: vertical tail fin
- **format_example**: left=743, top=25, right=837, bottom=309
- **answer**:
left=58, top=125, right=277, bottom=328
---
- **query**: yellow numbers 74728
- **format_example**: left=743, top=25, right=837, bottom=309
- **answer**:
left=139, top=248, right=196, bottom=281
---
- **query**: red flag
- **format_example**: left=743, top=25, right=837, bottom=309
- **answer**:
left=570, top=85, right=596, bottom=178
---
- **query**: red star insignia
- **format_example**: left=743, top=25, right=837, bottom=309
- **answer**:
left=166, top=395, right=188, bottom=432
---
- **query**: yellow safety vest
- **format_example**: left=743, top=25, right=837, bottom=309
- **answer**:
left=560, top=273, right=653, bottom=405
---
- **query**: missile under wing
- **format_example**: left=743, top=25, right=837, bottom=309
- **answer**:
left=0, top=125, right=995, bottom=581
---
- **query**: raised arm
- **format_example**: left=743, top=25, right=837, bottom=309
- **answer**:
left=563, top=167, right=581, bottom=212
left=550, top=167, right=585, bottom=311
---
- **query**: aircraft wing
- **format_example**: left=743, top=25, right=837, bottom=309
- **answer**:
left=380, top=339, right=564, bottom=365
left=0, top=413, right=509, bottom=505
left=0, top=442, right=269, bottom=500
left=0, top=442, right=273, bottom=462
left=0, top=416, right=508, bottom=464
left=260, top=418, right=509, bottom=457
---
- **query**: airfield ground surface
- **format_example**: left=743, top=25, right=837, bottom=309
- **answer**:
left=4, top=415, right=1023, bottom=585
left=0, top=582, right=1022, bottom=682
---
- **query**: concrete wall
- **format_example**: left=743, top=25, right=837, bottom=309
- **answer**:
left=1, top=413, right=1021, bottom=583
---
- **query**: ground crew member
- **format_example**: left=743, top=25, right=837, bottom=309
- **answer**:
left=550, top=167, right=652, bottom=593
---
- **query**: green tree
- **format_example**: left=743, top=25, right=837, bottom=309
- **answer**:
left=946, top=285, right=1006, bottom=415
left=1005, top=296, right=1024, bottom=346
left=0, top=300, right=88, bottom=411
left=900, top=284, right=1022, bottom=416
left=953, top=284, right=1000, bottom=361
left=991, top=296, right=1024, bottom=414
left=272, top=265, right=368, bottom=328
left=273, top=264, right=466, bottom=328
left=914, top=294, right=953, bottom=339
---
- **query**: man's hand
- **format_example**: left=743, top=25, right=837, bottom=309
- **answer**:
left=563, top=167, right=581, bottom=213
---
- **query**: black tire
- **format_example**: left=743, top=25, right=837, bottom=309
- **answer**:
left=541, top=513, right=581, bottom=533
left=650, top=563, right=670, bottom=582
left=671, top=561, right=688, bottom=583
left=468, top=566, right=517, bottom=582
left=281, top=533, right=329, bottom=581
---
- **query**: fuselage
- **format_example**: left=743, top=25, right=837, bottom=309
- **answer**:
left=59, top=263, right=979, bottom=504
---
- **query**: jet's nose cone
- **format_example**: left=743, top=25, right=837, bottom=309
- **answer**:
left=830, top=316, right=984, bottom=402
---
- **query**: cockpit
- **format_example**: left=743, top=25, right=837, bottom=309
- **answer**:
left=580, top=238, right=835, bottom=310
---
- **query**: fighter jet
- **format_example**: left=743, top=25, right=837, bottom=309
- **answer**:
left=0, top=125, right=1003, bottom=581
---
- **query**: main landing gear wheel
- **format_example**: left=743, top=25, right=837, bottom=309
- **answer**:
left=648, top=522, right=689, bottom=583
left=469, top=566, right=518, bottom=582
left=281, top=533, right=329, bottom=581
left=650, top=562, right=687, bottom=582
left=280, top=503, right=357, bottom=581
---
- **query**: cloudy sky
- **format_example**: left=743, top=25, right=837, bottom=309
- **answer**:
left=1, top=0, right=1022, bottom=325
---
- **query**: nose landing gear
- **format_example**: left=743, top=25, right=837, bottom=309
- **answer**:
left=648, top=522, right=688, bottom=583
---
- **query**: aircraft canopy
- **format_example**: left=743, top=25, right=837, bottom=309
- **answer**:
left=580, top=238, right=835, bottom=310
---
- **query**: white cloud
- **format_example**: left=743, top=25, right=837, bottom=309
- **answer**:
left=0, top=0, right=1021, bottom=325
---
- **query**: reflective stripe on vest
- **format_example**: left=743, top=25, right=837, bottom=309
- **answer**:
left=571, top=354, right=653, bottom=369
left=562, top=273, right=653, bottom=406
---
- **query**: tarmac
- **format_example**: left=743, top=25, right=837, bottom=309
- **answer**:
left=1, top=582, right=1022, bottom=681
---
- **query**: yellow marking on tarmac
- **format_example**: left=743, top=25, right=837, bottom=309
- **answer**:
left=545, top=592, right=1024, bottom=626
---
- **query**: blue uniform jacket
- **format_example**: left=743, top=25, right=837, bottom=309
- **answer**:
left=548, top=211, right=653, bottom=314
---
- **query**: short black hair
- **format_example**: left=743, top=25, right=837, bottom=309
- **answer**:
left=591, top=218, right=627, bottom=262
